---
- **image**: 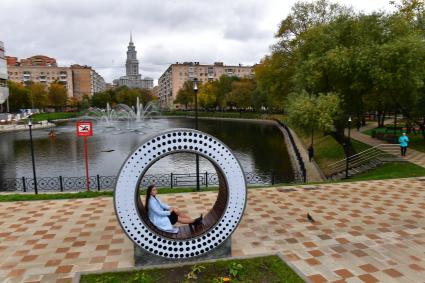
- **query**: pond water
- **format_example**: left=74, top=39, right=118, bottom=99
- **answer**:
left=0, top=118, right=294, bottom=183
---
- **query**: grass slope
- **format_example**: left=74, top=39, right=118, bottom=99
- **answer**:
left=348, top=162, right=425, bottom=181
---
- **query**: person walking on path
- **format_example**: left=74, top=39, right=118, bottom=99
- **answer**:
left=308, top=144, right=314, bottom=162
left=399, top=132, right=409, bottom=157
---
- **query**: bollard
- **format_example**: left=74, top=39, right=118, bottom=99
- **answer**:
left=59, top=176, right=63, bottom=192
left=170, top=173, right=173, bottom=189
left=205, top=171, right=208, bottom=188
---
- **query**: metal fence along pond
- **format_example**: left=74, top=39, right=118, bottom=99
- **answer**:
left=0, top=171, right=293, bottom=193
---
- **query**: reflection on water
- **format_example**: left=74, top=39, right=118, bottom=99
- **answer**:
left=0, top=118, right=294, bottom=183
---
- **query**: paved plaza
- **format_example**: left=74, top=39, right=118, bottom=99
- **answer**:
left=0, top=177, right=425, bottom=282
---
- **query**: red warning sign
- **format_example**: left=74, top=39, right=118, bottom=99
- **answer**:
left=76, top=121, right=93, bottom=137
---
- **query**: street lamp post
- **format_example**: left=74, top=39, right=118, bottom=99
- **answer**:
left=345, top=116, right=352, bottom=179
left=28, top=118, right=38, bottom=194
left=193, top=79, right=200, bottom=191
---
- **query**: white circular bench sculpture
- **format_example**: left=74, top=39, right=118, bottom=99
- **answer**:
left=114, top=128, right=247, bottom=264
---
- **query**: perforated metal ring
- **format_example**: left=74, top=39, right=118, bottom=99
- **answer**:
left=114, top=128, right=247, bottom=259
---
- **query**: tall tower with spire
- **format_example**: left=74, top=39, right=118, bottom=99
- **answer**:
left=125, top=33, right=141, bottom=80
left=113, top=33, right=153, bottom=90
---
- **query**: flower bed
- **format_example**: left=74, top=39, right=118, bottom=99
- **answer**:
left=79, top=255, right=305, bottom=283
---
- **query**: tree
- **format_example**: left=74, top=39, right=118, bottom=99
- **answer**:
left=254, top=52, right=293, bottom=111
left=286, top=91, right=320, bottom=135
left=214, top=75, right=239, bottom=109
left=29, top=83, right=48, bottom=109
left=287, top=91, right=343, bottom=134
left=137, top=88, right=156, bottom=105
left=275, top=0, right=352, bottom=52
left=91, top=91, right=112, bottom=108
left=198, top=82, right=217, bottom=109
left=391, top=0, right=425, bottom=30
left=227, top=79, right=256, bottom=109
left=7, top=81, right=30, bottom=112
left=80, top=94, right=91, bottom=111
left=48, top=83, right=68, bottom=109
left=174, top=81, right=195, bottom=109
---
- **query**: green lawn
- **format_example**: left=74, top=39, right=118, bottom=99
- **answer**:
left=0, top=187, right=221, bottom=202
left=80, top=255, right=304, bottom=283
left=30, top=112, right=83, bottom=122
left=289, top=129, right=372, bottom=175
left=162, top=110, right=285, bottom=121
left=0, top=191, right=113, bottom=202
left=283, top=122, right=424, bottom=181
left=348, top=162, right=425, bottom=181
left=363, top=127, right=425, bottom=153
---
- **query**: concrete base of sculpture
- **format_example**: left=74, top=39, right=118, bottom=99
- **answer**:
left=134, top=237, right=232, bottom=266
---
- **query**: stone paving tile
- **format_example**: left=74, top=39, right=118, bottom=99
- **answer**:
left=1, top=178, right=425, bottom=282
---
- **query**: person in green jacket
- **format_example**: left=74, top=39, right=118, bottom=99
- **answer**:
left=399, top=132, right=409, bottom=156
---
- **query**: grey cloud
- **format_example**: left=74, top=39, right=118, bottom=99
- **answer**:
left=0, top=0, right=393, bottom=83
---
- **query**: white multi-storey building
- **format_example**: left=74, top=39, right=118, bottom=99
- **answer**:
left=0, top=41, right=9, bottom=112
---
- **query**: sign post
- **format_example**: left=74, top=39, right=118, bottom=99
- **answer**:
left=76, top=121, right=93, bottom=191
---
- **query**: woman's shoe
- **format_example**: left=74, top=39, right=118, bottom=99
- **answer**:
left=194, top=214, right=203, bottom=226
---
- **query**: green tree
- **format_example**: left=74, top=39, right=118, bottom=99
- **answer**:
left=80, top=94, right=91, bottom=111
left=286, top=92, right=319, bottom=135
left=198, top=82, right=217, bottom=109
left=275, top=0, right=352, bottom=52
left=7, top=81, right=30, bottom=112
left=227, top=79, right=256, bottom=109
left=48, top=83, right=68, bottom=109
left=29, top=83, right=48, bottom=109
left=91, top=91, right=112, bottom=108
left=214, top=75, right=238, bottom=109
left=254, top=52, right=293, bottom=111
left=116, top=87, right=136, bottom=107
left=287, top=91, right=343, bottom=134
left=137, top=88, right=156, bottom=105
left=174, top=81, right=195, bottom=109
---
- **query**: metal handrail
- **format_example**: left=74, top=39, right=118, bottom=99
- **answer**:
left=327, top=144, right=400, bottom=177
left=330, top=150, right=396, bottom=173
left=328, top=144, right=397, bottom=168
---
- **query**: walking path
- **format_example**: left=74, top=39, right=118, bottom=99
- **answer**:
left=347, top=122, right=425, bottom=168
left=0, top=121, right=55, bottom=133
left=287, top=127, right=324, bottom=182
left=1, top=178, right=425, bottom=282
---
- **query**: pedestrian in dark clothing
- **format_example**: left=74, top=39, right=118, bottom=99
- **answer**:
left=356, top=120, right=361, bottom=131
left=308, top=145, right=314, bottom=162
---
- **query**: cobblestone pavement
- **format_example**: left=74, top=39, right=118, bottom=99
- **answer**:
left=1, top=178, right=425, bottom=282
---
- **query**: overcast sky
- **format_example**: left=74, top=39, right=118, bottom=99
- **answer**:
left=1, top=0, right=395, bottom=84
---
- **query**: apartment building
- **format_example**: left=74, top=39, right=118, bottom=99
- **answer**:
left=7, top=57, right=106, bottom=99
left=8, top=65, right=74, bottom=98
left=151, top=85, right=159, bottom=99
left=20, top=55, right=57, bottom=67
left=70, top=65, right=106, bottom=98
left=0, top=41, right=9, bottom=112
left=158, top=62, right=253, bottom=109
